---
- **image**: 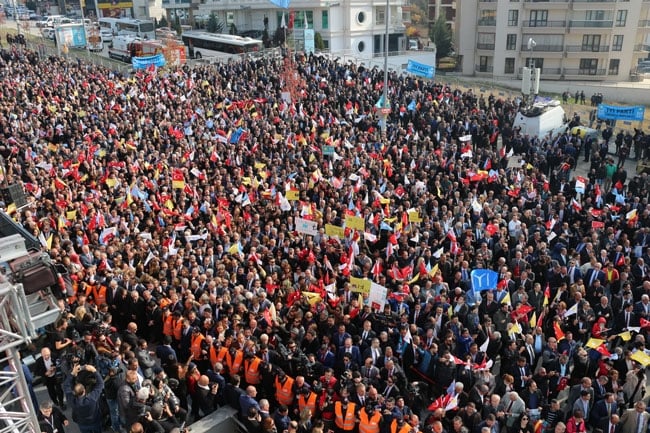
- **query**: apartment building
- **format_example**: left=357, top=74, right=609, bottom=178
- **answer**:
left=161, top=0, right=410, bottom=55
left=428, top=0, right=457, bottom=33
left=457, top=0, right=650, bottom=82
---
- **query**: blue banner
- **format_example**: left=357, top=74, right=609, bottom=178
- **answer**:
left=406, top=59, right=435, bottom=79
left=268, top=0, right=290, bottom=8
left=597, top=104, right=645, bottom=122
left=471, top=269, right=498, bottom=293
left=132, top=54, right=166, bottom=70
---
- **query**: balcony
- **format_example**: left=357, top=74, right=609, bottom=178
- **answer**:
left=523, top=0, right=569, bottom=2
left=572, top=0, right=616, bottom=2
left=634, top=44, right=650, bottom=51
left=639, top=21, right=650, bottom=28
left=522, top=20, right=566, bottom=27
left=564, top=68, right=606, bottom=76
left=477, top=18, right=497, bottom=26
left=520, top=44, right=564, bottom=52
left=475, top=65, right=494, bottom=73
left=523, top=0, right=570, bottom=9
left=569, top=20, right=613, bottom=28
left=518, top=67, right=563, bottom=75
left=477, top=43, right=495, bottom=50
left=161, top=0, right=192, bottom=5
left=565, top=45, right=610, bottom=52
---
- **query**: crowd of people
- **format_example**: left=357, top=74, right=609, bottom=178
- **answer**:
left=1, top=40, right=650, bottom=433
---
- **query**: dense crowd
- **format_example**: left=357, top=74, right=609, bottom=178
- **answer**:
left=1, top=42, right=650, bottom=433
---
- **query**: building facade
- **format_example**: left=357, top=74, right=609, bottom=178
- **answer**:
left=457, top=0, right=650, bottom=82
left=428, top=0, right=456, bottom=33
left=160, top=0, right=409, bottom=55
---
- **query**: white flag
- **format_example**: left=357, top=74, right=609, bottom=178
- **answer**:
left=281, top=13, right=286, bottom=29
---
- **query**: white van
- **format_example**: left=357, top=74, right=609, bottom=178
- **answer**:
left=43, top=16, right=70, bottom=28
left=513, top=100, right=568, bottom=138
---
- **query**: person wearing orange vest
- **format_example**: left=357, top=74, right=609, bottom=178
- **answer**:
left=390, top=417, right=412, bottom=433
left=225, top=347, right=244, bottom=378
left=334, top=399, right=357, bottom=433
left=297, top=387, right=318, bottom=418
left=171, top=311, right=183, bottom=343
left=275, top=371, right=295, bottom=407
left=90, top=282, right=107, bottom=306
left=190, top=328, right=209, bottom=371
left=162, top=310, right=174, bottom=339
left=244, top=355, right=262, bottom=386
left=358, top=406, right=382, bottom=433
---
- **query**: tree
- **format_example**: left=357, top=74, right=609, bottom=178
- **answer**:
left=158, top=16, right=168, bottom=28
left=314, top=32, right=324, bottom=51
left=429, top=15, right=452, bottom=63
left=229, top=23, right=237, bottom=35
left=206, top=12, right=224, bottom=33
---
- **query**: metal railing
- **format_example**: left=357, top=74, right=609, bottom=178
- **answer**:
left=523, top=0, right=569, bottom=2
left=565, top=44, right=610, bottom=52
left=569, top=20, right=613, bottom=28
left=639, top=20, right=650, bottom=27
left=518, top=67, right=562, bottom=74
left=475, top=65, right=494, bottom=72
left=572, top=0, right=616, bottom=2
left=161, top=0, right=193, bottom=4
left=523, top=20, right=567, bottom=27
left=563, top=68, right=607, bottom=75
left=634, top=44, right=650, bottom=51
left=477, top=43, right=495, bottom=50
left=477, top=18, right=497, bottom=26
left=520, top=44, right=564, bottom=51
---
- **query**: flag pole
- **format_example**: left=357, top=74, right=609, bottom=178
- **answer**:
left=381, top=0, right=389, bottom=133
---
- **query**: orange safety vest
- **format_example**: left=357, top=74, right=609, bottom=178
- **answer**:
left=244, top=357, right=262, bottom=385
left=172, top=319, right=183, bottom=341
left=215, top=347, right=228, bottom=364
left=275, top=376, right=295, bottom=406
left=209, top=345, right=220, bottom=367
left=298, top=392, right=317, bottom=417
left=358, top=409, right=381, bottom=433
left=390, top=420, right=412, bottom=433
left=92, top=284, right=107, bottom=306
left=334, top=402, right=356, bottom=431
left=163, top=315, right=174, bottom=337
left=191, top=333, right=205, bottom=359
left=226, top=349, right=243, bottom=375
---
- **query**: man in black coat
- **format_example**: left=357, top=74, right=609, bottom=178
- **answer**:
left=38, top=400, right=68, bottom=433
left=34, top=347, right=65, bottom=409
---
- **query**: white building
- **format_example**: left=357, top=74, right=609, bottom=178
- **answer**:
left=160, top=0, right=411, bottom=55
left=457, top=0, right=650, bottom=82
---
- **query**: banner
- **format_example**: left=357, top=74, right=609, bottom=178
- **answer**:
left=295, top=217, right=318, bottom=236
left=350, top=277, right=372, bottom=294
left=132, top=53, right=166, bottom=70
left=304, top=29, right=315, bottom=54
left=325, top=224, right=345, bottom=238
left=597, top=104, right=645, bottom=122
left=471, top=269, right=498, bottom=293
left=368, top=282, right=388, bottom=310
left=406, top=59, right=435, bottom=79
left=345, top=215, right=365, bottom=230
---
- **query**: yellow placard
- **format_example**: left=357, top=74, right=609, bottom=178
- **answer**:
left=286, top=190, right=300, bottom=201
left=586, top=338, right=605, bottom=349
left=345, top=215, right=365, bottom=231
left=408, top=211, right=422, bottom=223
left=380, top=198, right=391, bottom=204
left=631, top=350, right=650, bottom=367
left=349, top=277, right=371, bottom=294
left=241, top=177, right=252, bottom=186
left=618, top=331, right=632, bottom=342
left=254, top=162, right=266, bottom=170
left=105, top=178, right=117, bottom=188
left=325, top=224, right=345, bottom=238
left=302, top=291, right=322, bottom=306
left=66, top=210, right=77, bottom=220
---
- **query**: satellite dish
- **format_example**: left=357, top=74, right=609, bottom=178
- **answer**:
left=527, top=38, right=537, bottom=50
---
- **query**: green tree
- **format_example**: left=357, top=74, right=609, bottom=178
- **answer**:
left=173, top=14, right=182, bottom=35
left=229, top=23, right=237, bottom=35
left=314, top=32, right=324, bottom=50
left=158, top=16, right=168, bottom=28
left=207, top=12, right=224, bottom=33
left=429, top=15, right=452, bottom=63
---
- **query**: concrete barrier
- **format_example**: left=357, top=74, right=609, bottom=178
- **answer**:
left=189, top=406, right=246, bottom=433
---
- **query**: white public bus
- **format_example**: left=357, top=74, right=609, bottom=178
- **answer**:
left=180, top=31, right=263, bottom=60
left=115, top=18, right=155, bottom=40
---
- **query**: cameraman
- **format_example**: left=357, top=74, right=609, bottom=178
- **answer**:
left=64, top=364, right=104, bottom=433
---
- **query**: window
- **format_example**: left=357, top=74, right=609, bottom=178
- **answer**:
left=581, top=35, right=602, bottom=52
left=358, top=41, right=365, bottom=52
left=294, top=11, right=313, bottom=29
left=615, top=10, right=627, bottom=27
left=505, top=58, right=515, bottom=74
left=529, top=58, right=544, bottom=69
left=506, top=34, right=517, bottom=50
left=322, top=10, right=328, bottom=29
left=579, top=58, right=599, bottom=75
left=479, top=10, right=497, bottom=26
left=323, top=39, right=329, bottom=49
left=612, top=35, right=623, bottom=51
left=226, top=11, right=234, bottom=25
left=608, top=59, right=620, bottom=75
left=508, top=10, right=518, bottom=26
left=376, top=7, right=385, bottom=25
left=479, top=56, right=489, bottom=72
left=477, top=33, right=496, bottom=50
left=586, top=10, right=605, bottom=21
left=357, top=11, right=366, bottom=24
left=529, top=10, right=548, bottom=27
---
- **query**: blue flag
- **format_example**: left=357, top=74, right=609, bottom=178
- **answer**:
left=407, top=100, right=416, bottom=112
left=471, top=269, right=498, bottom=293
left=229, top=127, right=244, bottom=144
left=375, top=95, right=385, bottom=109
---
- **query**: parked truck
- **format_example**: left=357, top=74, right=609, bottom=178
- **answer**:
left=108, top=36, right=165, bottom=63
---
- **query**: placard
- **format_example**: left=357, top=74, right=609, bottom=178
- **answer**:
left=325, top=224, right=345, bottom=238
left=345, top=215, right=365, bottom=230
left=368, top=282, right=388, bottom=310
left=295, top=217, right=318, bottom=236
left=349, top=277, right=371, bottom=294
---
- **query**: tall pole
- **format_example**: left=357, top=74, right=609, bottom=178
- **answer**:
left=381, top=0, right=389, bottom=133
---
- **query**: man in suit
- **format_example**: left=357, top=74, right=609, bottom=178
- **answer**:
left=567, top=377, right=594, bottom=411
left=572, top=390, right=593, bottom=424
left=585, top=264, right=606, bottom=288
left=619, top=401, right=650, bottom=433
left=597, top=414, right=621, bottom=433
left=591, top=393, right=618, bottom=426
left=358, top=320, right=376, bottom=352
left=498, top=391, right=525, bottom=429
left=617, top=303, right=638, bottom=331
left=634, top=294, right=650, bottom=320
left=512, top=357, right=533, bottom=392
left=337, top=337, right=362, bottom=366
left=34, top=348, right=65, bottom=409
left=317, top=344, right=336, bottom=369
left=362, top=339, right=384, bottom=367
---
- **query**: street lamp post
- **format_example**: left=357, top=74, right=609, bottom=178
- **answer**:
left=381, top=0, right=389, bottom=133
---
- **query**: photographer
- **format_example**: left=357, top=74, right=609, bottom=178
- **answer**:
left=63, top=364, right=104, bottom=433
left=105, top=364, right=127, bottom=433
left=35, top=347, right=66, bottom=410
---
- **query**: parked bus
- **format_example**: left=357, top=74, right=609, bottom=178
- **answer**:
left=116, top=18, right=155, bottom=40
left=180, top=31, right=263, bottom=60
left=98, top=17, right=120, bottom=35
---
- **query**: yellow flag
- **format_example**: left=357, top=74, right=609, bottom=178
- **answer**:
left=447, top=305, right=453, bottom=318
left=529, top=311, right=537, bottom=329
left=631, top=350, right=650, bottom=367
left=618, top=331, right=632, bottom=342
left=105, top=178, right=117, bottom=188
left=408, top=273, right=419, bottom=285
left=500, top=292, right=511, bottom=306
left=508, top=322, right=522, bottom=336
left=586, top=338, right=606, bottom=349
left=66, top=210, right=77, bottom=220
left=428, top=263, right=439, bottom=279
left=46, top=234, right=53, bottom=250
left=302, top=291, right=322, bottom=306
left=6, top=203, right=16, bottom=215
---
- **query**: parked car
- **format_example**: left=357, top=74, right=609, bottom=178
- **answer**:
left=100, top=28, right=113, bottom=43
left=41, top=27, right=55, bottom=40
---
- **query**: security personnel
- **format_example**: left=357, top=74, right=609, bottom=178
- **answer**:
left=190, top=327, right=206, bottom=360
left=390, top=416, right=411, bottom=433
left=225, top=347, right=244, bottom=378
left=297, top=387, right=318, bottom=418
left=334, top=398, right=357, bottom=433
left=244, top=354, right=262, bottom=386
left=89, top=281, right=107, bottom=306
left=359, top=405, right=382, bottom=433
left=275, top=370, right=295, bottom=407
